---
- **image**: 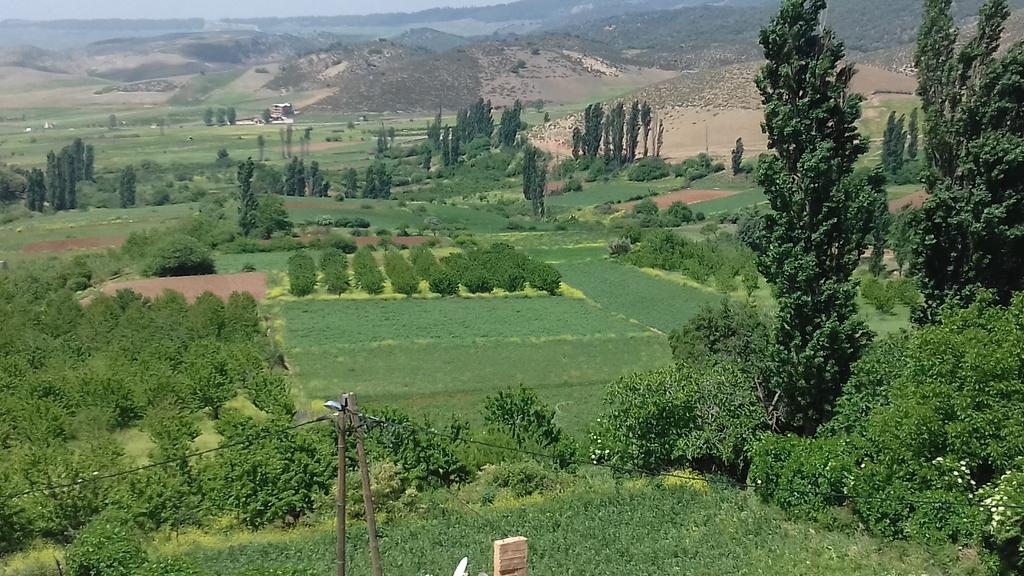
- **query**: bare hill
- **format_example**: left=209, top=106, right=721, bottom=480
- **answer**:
left=273, top=40, right=675, bottom=113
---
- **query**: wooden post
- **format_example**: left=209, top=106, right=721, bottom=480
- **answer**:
left=493, top=537, right=528, bottom=576
left=346, top=393, right=384, bottom=576
left=336, top=396, right=348, bottom=576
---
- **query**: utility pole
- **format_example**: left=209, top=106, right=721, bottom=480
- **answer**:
left=336, top=395, right=348, bottom=576
left=346, top=393, right=384, bottom=576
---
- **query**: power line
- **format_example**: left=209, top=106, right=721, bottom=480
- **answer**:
left=352, top=408, right=1024, bottom=513
left=1, top=415, right=332, bottom=502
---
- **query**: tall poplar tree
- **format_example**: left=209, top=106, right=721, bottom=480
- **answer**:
left=522, top=145, right=546, bottom=217
left=625, top=100, right=641, bottom=163
left=118, top=165, right=137, bottom=208
left=755, top=0, right=873, bottom=434
left=731, top=138, right=745, bottom=175
left=906, top=107, right=919, bottom=160
left=237, top=159, right=258, bottom=236
left=641, top=101, right=653, bottom=158
left=912, top=0, right=1024, bottom=317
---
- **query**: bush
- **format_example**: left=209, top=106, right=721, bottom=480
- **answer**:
left=749, top=435, right=863, bottom=517
left=628, top=157, right=671, bottom=182
left=562, top=176, right=583, bottom=192
left=144, top=235, right=215, bottom=277
left=527, top=262, right=561, bottom=295
left=409, top=245, right=441, bottom=280
left=352, top=248, right=385, bottom=294
left=595, top=362, right=766, bottom=475
left=65, top=510, right=146, bottom=576
left=319, top=248, right=350, bottom=294
left=384, top=251, right=419, bottom=296
left=428, top=267, right=460, bottom=296
left=287, top=252, right=317, bottom=296
left=483, top=386, right=562, bottom=449
left=366, top=407, right=471, bottom=488
left=485, top=460, right=558, bottom=498
left=661, top=201, right=694, bottom=227
left=860, top=275, right=895, bottom=314
left=608, top=238, right=632, bottom=256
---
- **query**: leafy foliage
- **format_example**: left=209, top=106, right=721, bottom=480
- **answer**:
left=287, top=252, right=317, bottom=297
left=383, top=251, right=419, bottom=296
left=754, top=0, right=873, bottom=434
left=144, top=235, right=216, bottom=277
left=352, top=247, right=385, bottom=294
left=319, top=248, right=350, bottom=294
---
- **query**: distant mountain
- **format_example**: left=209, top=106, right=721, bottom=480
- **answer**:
left=391, top=28, right=472, bottom=53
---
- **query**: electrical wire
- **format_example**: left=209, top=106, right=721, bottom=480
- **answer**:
left=1, top=415, right=333, bottom=502
left=351, top=407, right=1024, bottom=513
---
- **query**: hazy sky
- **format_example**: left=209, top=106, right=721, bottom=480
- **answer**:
left=3, top=0, right=506, bottom=21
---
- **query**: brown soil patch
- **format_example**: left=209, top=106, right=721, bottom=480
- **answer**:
left=621, top=189, right=737, bottom=211
left=98, top=272, right=267, bottom=303
left=889, top=190, right=928, bottom=212
left=23, top=236, right=126, bottom=253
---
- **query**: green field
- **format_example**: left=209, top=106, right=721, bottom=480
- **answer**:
left=692, top=187, right=767, bottom=214
left=547, top=178, right=680, bottom=209
left=557, top=259, right=727, bottom=333
left=159, top=473, right=975, bottom=576
left=280, top=297, right=671, bottom=429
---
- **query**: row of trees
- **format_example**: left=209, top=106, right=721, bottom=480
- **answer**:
left=203, top=107, right=237, bottom=127
left=283, top=158, right=330, bottom=197
left=571, top=100, right=663, bottom=164
left=25, top=138, right=96, bottom=212
left=425, top=98, right=527, bottom=169
left=880, top=107, right=919, bottom=175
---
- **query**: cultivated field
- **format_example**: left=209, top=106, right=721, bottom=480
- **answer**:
left=98, top=272, right=268, bottom=302
left=279, top=297, right=672, bottom=429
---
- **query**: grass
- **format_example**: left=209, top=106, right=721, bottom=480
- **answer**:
left=156, top=472, right=978, bottom=576
left=546, top=178, right=680, bottom=209
left=691, top=187, right=767, bottom=214
left=215, top=251, right=296, bottom=274
left=0, top=203, right=199, bottom=257
left=556, top=259, right=727, bottom=333
left=279, top=298, right=670, bottom=430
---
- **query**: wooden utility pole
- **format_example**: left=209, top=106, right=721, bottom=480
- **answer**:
left=336, top=395, right=348, bottom=576
left=346, top=393, right=384, bottom=576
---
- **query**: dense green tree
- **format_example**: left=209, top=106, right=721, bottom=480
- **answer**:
left=582, top=103, right=603, bottom=158
left=226, top=107, right=237, bottom=126
left=237, top=158, right=258, bottom=237
left=384, top=251, right=419, bottom=295
left=84, top=144, right=95, bottom=181
left=341, top=167, right=359, bottom=197
left=362, top=161, right=392, bottom=199
left=497, top=99, right=524, bottom=147
left=881, top=111, right=907, bottom=174
left=252, top=194, right=292, bottom=239
left=287, top=252, right=317, bottom=297
left=284, top=157, right=306, bottom=197
left=65, top=509, right=146, bottom=576
left=641, top=101, right=653, bottom=158
left=912, top=0, right=1024, bottom=318
left=25, top=168, right=45, bottom=212
left=427, top=107, right=443, bottom=147
left=865, top=168, right=890, bottom=277
left=889, top=207, right=917, bottom=276
left=522, top=145, right=546, bottom=217
left=215, top=108, right=227, bottom=126
left=731, top=138, right=745, bottom=176
left=223, top=292, right=261, bottom=342
left=421, top=147, right=433, bottom=170
left=108, top=114, right=118, bottom=129
left=256, top=134, right=266, bottom=162
left=754, top=0, right=873, bottom=434
left=625, top=100, right=641, bottom=163
left=118, top=165, right=137, bottom=209
left=571, top=127, right=582, bottom=159
left=203, top=108, right=214, bottom=126
left=352, top=247, right=385, bottom=294
left=45, top=150, right=62, bottom=210
left=906, top=107, right=919, bottom=160
left=307, top=160, right=329, bottom=197
left=409, top=245, right=441, bottom=280
left=319, top=248, right=350, bottom=294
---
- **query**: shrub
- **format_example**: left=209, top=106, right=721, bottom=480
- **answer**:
left=409, top=245, right=441, bottom=280
left=485, top=460, right=558, bottom=498
left=527, top=262, right=561, bottom=295
left=319, top=248, right=350, bottom=294
left=861, top=275, right=895, bottom=314
left=483, top=386, right=562, bottom=449
left=384, top=251, right=419, bottom=296
left=628, top=157, right=671, bottom=182
left=352, top=248, right=385, bottom=294
left=428, top=267, right=460, bottom=296
left=562, top=176, right=583, bottom=192
left=608, top=238, right=632, bottom=256
left=749, top=435, right=863, bottom=517
left=287, top=252, right=317, bottom=297
left=366, top=407, right=471, bottom=488
left=144, top=235, right=215, bottom=277
left=595, top=362, right=766, bottom=475
left=632, top=197, right=659, bottom=218
left=661, top=201, right=694, bottom=227
left=65, top=510, right=146, bottom=576
left=462, top=267, right=495, bottom=294
left=668, top=299, right=771, bottom=381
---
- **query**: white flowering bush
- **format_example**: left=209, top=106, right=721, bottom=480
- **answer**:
left=978, top=467, right=1024, bottom=556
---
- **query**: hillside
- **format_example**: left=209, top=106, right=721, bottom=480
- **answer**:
left=272, top=40, right=676, bottom=112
